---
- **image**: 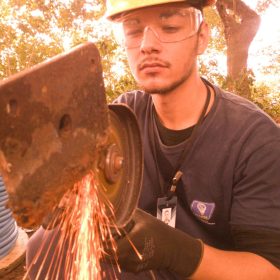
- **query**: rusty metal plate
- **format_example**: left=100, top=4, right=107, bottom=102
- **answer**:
left=0, top=42, right=109, bottom=228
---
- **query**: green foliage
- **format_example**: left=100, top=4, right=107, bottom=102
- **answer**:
left=0, top=0, right=129, bottom=101
left=201, top=4, right=279, bottom=122
left=0, top=0, right=279, bottom=121
left=204, top=7, right=226, bottom=55
left=95, top=35, right=136, bottom=102
left=202, top=67, right=280, bottom=121
left=251, top=82, right=280, bottom=121
left=199, top=57, right=226, bottom=85
left=0, top=0, right=104, bottom=77
left=222, top=71, right=280, bottom=122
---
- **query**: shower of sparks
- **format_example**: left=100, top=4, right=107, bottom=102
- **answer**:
left=25, top=171, right=121, bottom=280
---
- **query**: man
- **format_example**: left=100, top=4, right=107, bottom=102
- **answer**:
left=104, top=0, right=280, bottom=279
left=162, top=208, right=171, bottom=224
left=26, top=0, right=280, bottom=279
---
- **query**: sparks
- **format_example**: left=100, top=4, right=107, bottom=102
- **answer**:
left=25, top=171, right=119, bottom=280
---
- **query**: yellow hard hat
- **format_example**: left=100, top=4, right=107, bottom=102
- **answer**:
left=106, top=0, right=216, bottom=20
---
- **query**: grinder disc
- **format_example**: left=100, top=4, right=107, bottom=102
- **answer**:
left=97, top=104, right=143, bottom=228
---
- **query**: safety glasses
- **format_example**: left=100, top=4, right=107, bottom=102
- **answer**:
left=113, top=6, right=203, bottom=48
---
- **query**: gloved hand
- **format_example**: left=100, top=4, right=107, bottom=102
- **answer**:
left=114, top=208, right=204, bottom=278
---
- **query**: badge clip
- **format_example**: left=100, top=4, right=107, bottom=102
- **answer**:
left=168, top=170, right=183, bottom=198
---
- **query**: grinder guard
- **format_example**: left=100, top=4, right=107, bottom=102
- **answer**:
left=101, top=104, right=143, bottom=228
left=0, top=42, right=143, bottom=229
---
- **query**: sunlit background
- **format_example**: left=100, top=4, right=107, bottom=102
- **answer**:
left=0, top=0, right=279, bottom=120
left=247, top=1, right=279, bottom=87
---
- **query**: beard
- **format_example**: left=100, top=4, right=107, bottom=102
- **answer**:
left=141, top=61, right=196, bottom=94
left=137, top=39, right=199, bottom=95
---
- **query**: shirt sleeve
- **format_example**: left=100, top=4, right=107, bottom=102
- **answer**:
left=230, top=116, right=280, bottom=232
left=231, top=224, right=280, bottom=269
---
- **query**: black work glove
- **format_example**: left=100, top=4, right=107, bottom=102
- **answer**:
left=114, top=208, right=203, bottom=278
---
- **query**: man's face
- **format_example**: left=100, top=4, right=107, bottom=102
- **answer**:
left=117, top=3, right=208, bottom=94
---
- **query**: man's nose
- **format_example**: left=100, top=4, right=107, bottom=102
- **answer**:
left=140, top=27, right=162, bottom=53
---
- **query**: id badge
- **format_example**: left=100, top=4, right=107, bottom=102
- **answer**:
left=156, top=196, right=177, bottom=228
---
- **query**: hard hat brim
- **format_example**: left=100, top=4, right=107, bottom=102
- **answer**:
left=106, top=0, right=216, bottom=21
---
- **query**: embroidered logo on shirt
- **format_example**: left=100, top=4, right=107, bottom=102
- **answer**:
left=191, top=200, right=215, bottom=224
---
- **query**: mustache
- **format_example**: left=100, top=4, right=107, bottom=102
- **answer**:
left=138, top=58, right=171, bottom=70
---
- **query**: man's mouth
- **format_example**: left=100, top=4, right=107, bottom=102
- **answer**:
left=140, top=63, right=167, bottom=70
left=138, top=60, right=170, bottom=71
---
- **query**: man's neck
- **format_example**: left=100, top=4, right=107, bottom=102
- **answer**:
left=151, top=77, right=213, bottom=130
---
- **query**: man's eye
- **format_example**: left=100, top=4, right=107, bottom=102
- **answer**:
left=162, top=26, right=180, bottom=33
left=125, top=29, right=143, bottom=37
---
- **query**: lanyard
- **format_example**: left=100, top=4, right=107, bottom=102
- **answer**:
left=150, top=80, right=211, bottom=198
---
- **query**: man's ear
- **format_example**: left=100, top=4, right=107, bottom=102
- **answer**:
left=197, top=21, right=209, bottom=55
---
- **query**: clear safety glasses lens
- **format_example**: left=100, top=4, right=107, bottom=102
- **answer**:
left=113, top=7, right=202, bottom=48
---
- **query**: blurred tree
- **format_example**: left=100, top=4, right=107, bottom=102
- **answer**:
left=201, top=0, right=279, bottom=120
left=0, top=0, right=279, bottom=119
left=0, top=0, right=119, bottom=101
left=255, top=0, right=278, bottom=12
left=0, top=0, right=103, bottom=75
left=215, top=0, right=261, bottom=99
